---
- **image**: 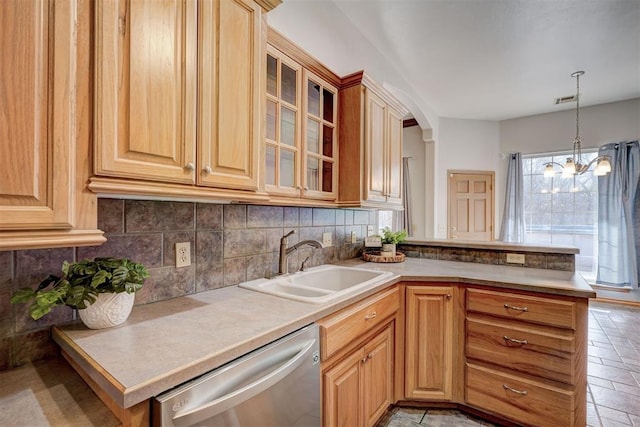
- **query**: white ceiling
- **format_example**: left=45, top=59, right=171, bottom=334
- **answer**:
left=268, top=0, right=640, bottom=126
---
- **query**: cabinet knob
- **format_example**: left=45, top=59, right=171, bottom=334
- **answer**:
left=446, top=294, right=452, bottom=300
left=184, top=163, right=195, bottom=172
left=367, top=353, right=373, bottom=360
left=361, top=357, right=367, bottom=364
left=364, top=312, right=377, bottom=320
left=202, top=166, right=212, bottom=175
left=304, top=186, right=309, bottom=191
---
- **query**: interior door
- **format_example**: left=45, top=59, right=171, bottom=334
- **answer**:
left=448, top=172, right=494, bottom=241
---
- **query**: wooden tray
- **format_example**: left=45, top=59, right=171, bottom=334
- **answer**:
left=362, top=251, right=405, bottom=263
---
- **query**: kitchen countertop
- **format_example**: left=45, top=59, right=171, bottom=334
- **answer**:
left=0, top=357, right=119, bottom=426
left=53, top=257, right=595, bottom=411
left=403, top=238, right=580, bottom=254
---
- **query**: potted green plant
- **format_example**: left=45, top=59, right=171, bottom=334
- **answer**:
left=380, top=227, right=408, bottom=256
left=11, top=257, right=149, bottom=329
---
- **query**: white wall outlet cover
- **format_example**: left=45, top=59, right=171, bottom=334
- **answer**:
left=351, top=231, right=357, bottom=243
left=506, top=253, right=525, bottom=264
left=322, top=232, right=332, bottom=247
left=365, top=236, right=382, bottom=247
left=367, top=225, right=374, bottom=236
left=175, top=242, right=191, bottom=267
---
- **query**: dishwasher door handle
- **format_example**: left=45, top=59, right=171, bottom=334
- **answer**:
left=172, top=339, right=317, bottom=427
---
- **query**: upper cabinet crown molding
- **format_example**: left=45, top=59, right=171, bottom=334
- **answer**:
left=0, top=0, right=104, bottom=250
left=254, top=0, right=282, bottom=12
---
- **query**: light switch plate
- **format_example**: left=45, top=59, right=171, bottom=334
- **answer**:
left=351, top=231, right=357, bottom=243
left=322, top=232, right=332, bottom=247
left=367, top=225, right=374, bottom=236
left=175, top=242, right=191, bottom=267
left=506, top=253, right=525, bottom=264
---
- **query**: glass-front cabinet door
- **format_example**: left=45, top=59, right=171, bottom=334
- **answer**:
left=302, top=70, right=338, bottom=200
left=265, top=46, right=301, bottom=196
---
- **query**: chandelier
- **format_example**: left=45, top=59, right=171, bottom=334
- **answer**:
left=544, top=71, right=611, bottom=178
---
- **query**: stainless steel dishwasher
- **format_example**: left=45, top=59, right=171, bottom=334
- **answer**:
left=152, top=324, right=320, bottom=427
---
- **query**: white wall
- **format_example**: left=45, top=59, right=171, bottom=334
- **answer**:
left=434, top=118, right=501, bottom=238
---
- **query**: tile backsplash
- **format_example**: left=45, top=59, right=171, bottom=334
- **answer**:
left=0, top=199, right=377, bottom=371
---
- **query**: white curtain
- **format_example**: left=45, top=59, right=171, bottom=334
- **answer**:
left=597, top=141, right=640, bottom=289
left=400, top=157, right=413, bottom=235
left=499, top=152, right=525, bottom=243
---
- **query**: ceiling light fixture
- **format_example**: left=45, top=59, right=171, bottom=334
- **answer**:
left=543, top=71, right=611, bottom=178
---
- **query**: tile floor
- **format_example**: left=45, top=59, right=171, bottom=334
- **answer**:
left=377, top=301, right=640, bottom=427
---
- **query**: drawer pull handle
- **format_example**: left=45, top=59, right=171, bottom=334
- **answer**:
left=503, top=384, right=528, bottom=396
left=504, top=303, right=528, bottom=312
left=367, top=353, right=374, bottom=360
left=503, top=336, right=528, bottom=345
left=364, top=312, right=377, bottom=320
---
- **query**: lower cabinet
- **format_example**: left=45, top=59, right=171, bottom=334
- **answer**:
left=404, top=285, right=456, bottom=401
left=319, top=287, right=399, bottom=427
left=323, top=325, right=394, bottom=427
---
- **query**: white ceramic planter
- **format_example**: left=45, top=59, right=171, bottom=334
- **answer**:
left=78, top=292, right=135, bottom=329
left=380, top=243, right=396, bottom=257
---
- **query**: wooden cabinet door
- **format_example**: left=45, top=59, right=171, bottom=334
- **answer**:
left=323, top=349, right=363, bottom=427
left=386, top=107, right=404, bottom=205
left=364, top=89, right=387, bottom=203
left=0, top=0, right=75, bottom=230
left=95, top=0, right=197, bottom=184
left=363, top=326, right=394, bottom=427
left=405, top=286, right=454, bottom=400
left=198, top=0, right=261, bottom=190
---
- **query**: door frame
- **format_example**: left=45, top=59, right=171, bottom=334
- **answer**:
left=447, top=170, right=495, bottom=241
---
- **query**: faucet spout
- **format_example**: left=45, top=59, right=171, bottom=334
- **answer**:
left=278, top=230, right=324, bottom=275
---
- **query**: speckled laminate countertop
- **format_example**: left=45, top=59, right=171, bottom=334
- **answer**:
left=52, top=257, right=594, bottom=411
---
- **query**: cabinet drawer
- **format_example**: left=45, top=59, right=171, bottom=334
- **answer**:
left=466, top=363, right=576, bottom=427
left=467, top=288, right=576, bottom=329
left=466, top=316, right=576, bottom=384
left=320, top=287, right=399, bottom=360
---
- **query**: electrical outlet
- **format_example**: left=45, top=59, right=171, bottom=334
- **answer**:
left=175, top=242, right=191, bottom=267
left=367, top=225, right=374, bottom=236
left=506, top=253, right=525, bottom=264
left=351, top=231, right=357, bottom=243
left=322, top=232, right=332, bottom=247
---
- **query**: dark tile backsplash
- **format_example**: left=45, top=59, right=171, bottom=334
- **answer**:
left=0, top=199, right=375, bottom=370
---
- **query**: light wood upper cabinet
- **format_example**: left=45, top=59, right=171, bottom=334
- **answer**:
left=339, top=71, right=409, bottom=209
left=1, top=0, right=74, bottom=229
left=94, top=0, right=197, bottom=184
left=198, top=0, right=262, bottom=190
left=0, top=0, right=104, bottom=249
left=93, top=0, right=277, bottom=198
left=405, top=285, right=455, bottom=401
left=265, top=28, right=341, bottom=205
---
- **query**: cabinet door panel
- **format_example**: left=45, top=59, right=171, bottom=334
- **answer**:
left=363, top=326, right=394, bottom=427
left=364, top=90, right=386, bottom=203
left=95, top=0, right=196, bottom=183
left=386, top=107, right=404, bottom=205
left=198, top=0, right=261, bottom=190
left=0, top=0, right=73, bottom=229
left=405, top=286, right=454, bottom=400
left=323, top=350, right=362, bottom=427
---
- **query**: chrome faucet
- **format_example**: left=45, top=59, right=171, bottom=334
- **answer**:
left=278, top=230, right=323, bottom=275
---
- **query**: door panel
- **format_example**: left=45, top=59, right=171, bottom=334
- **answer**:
left=95, top=0, right=197, bottom=183
left=448, top=172, right=494, bottom=241
left=323, top=350, right=362, bottom=427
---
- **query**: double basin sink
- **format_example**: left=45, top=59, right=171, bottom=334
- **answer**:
left=239, top=265, right=394, bottom=304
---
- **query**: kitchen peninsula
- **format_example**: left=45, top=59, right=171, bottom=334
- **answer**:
left=51, top=257, right=594, bottom=426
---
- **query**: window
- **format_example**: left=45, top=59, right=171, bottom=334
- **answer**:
left=378, top=210, right=395, bottom=234
left=522, top=151, right=598, bottom=274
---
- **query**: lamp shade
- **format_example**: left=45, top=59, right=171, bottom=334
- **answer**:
left=544, top=163, right=555, bottom=178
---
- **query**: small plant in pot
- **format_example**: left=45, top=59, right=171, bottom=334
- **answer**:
left=380, top=227, right=408, bottom=256
left=11, top=257, right=149, bottom=329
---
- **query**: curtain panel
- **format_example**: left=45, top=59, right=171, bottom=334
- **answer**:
left=499, top=152, right=525, bottom=243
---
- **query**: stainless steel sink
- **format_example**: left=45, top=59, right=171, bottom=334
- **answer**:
left=238, top=265, right=394, bottom=304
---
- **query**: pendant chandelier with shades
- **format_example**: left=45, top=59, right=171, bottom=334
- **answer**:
left=543, top=71, right=611, bottom=178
